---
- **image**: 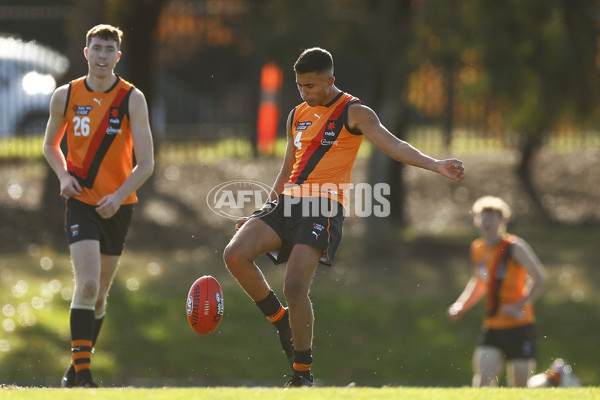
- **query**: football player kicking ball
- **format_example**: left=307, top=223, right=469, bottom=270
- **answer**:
left=448, top=196, right=547, bottom=387
left=43, top=24, right=154, bottom=387
left=223, top=47, right=464, bottom=388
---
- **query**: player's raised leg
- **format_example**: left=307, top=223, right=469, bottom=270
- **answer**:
left=224, top=217, right=282, bottom=300
left=223, top=218, right=294, bottom=367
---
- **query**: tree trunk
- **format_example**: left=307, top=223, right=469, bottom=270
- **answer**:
left=365, top=67, right=410, bottom=253
left=116, top=0, right=168, bottom=203
left=442, top=64, right=455, bottom=149
left=516, top=131, right=555, bottom=224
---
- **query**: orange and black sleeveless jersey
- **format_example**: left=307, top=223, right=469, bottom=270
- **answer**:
left=63, top=76, right=137, bottom=206
left=283, top=92, right=364, bottom=206
left=471, top=234, right=535, bottom=329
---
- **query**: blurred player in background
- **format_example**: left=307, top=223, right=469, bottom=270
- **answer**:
left=448, top=196, right=547, bottom=387
left=224, top=47, right=465, bottom=388
left=43, top=24, right=154, bottom=387
left=527, top=358, right=581, bottom=388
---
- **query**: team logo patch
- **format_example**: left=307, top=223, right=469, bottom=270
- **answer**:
left=70, top=224, right=79, bottom=237
left=321, top=120, right=339, bottom=146
left=295, top=121, right=312, bottom=131
left=321, top=138, right=337, bottom=146
left=73, top=105, right=92, bottom=116
left=106, top=107, right=122, bottom=135
left=311, top=222, right=325, bottom=240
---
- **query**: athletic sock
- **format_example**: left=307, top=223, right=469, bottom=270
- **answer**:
left=70, top=308, right=95, bottom=383
left=68, top=314, right=103, bottom=371
left=293, top=348, right=313, bottom=379
left=255, top=290, right=289, bottom=332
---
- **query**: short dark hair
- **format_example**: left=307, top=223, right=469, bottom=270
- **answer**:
left=86, top=24, right=123, bottom=49
left=293, top=47, right=334, bottom=75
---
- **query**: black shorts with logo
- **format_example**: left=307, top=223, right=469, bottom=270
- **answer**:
left=65, top=197, right=133, bottom=256
left=251, top=194, right=344, bottom=266
left=478, top=323, right=537, bottom=360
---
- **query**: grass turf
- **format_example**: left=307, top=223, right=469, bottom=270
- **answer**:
left=1, top=387, right=600, bottom=400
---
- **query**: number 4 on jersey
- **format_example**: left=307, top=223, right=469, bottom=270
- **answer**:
left=294, top=131, right=302, bottom=150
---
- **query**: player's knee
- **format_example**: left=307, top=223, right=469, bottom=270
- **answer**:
left=223, top=243, right=244, bottom=273
left=78, top=280, right=100, bottom=302
left=223, top=243, right=235, bottom=266
left=283, top=280, right=309, bottom=305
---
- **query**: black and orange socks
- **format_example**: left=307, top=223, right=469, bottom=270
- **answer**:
left=293, top=348, right=313, bottom=379
left=69, top=308, right=95, bottom=384
left=255, top=290, right=289, bottom=332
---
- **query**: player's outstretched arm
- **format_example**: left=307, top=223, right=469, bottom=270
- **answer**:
left=348, top=103, right=464, bottom=182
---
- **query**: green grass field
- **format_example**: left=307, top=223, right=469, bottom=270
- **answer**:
left=1, top=387, right=599, bottom=400
left=1, top=225, right=598, bottom=388
left=1, top=143, right=599, bottom=389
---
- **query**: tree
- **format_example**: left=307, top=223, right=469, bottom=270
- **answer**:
left=412, top=0, right=474, bottom=148
left=108, top=0, right=168, bottom=199
left=245, top=0, right=600, bottom=227
left=467, top=0, right=600, bottom=223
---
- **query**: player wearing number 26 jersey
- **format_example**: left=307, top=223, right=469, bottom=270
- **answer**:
left=43, top=24, right=154, bottom=389
left=64, top=76, right=137, bottom=206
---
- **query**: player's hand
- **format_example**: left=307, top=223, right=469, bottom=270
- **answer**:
left=447, top=303, right=464, bottom=322
left=59, top=175, right=82, bottom=199
left=235, top=217, right=249, bottom=231
left=499, top=302, right=526, bottom=319
left=437, top=159, right=465, bottom=182
left=95, top=194, right=122, bottom=219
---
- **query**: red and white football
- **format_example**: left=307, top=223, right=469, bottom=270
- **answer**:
left=186, top=275, right=224, bottom=335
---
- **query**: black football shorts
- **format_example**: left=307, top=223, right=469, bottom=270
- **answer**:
left=65, top=197, right=133, bottom=256
left=478, top=323, right=537, bottom=360
left=251, top=194, right=344, bottom=266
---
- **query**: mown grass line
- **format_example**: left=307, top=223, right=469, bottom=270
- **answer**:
left=1, top=387, right=599, bottom=400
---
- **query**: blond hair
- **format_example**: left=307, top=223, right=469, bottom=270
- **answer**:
left=472, top=196, right=512, bottom=221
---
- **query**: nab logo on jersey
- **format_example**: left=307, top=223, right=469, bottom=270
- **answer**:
left=321, top=120, right=339, bottom=146
left=106, top=107, right=122, bottom=135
